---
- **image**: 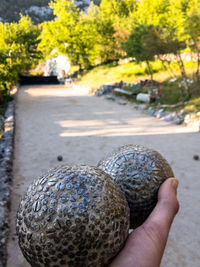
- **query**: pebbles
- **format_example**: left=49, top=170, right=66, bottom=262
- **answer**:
left=95, top=85, right=115, bottom=96
left=136, top=106, right=185, bottom=125
left=0, top=101, right=15, bottom=266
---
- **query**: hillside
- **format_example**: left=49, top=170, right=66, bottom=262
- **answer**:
left=0, top=0, right=53, bottom=23
left=0, top=0, right=99, bottom=23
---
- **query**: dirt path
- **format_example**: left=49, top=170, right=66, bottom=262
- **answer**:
left=7, top=85, right=200, bottom=267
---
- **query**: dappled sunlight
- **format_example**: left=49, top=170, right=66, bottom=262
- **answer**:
left=10, top=85, right=200, bottom=267
left=24, top=85, right=89, bottom=97
left=22, top=85, right=195, bottom=138
left=57, top=117, right=193, bottom=137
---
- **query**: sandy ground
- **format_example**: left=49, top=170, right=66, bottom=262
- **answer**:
left=7, top=85, right=200, bottom=267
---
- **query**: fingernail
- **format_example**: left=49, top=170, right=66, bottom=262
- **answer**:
left=171, top=179, right=179, bottom=193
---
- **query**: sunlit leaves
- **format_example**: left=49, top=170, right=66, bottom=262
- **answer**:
left=0, top=15, right=41, bottom=93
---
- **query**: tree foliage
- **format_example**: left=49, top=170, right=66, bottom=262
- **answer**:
left=2, top=0, right=200, bottom=99
left=0, top=16, right=41, bottom=95
left=126, top=0, right=200, bottom=98
left=123, top=24, right=163, bottom=80
left=39, top=0, right=135, bottom=67
left=39, top=0, right=98, bottom=69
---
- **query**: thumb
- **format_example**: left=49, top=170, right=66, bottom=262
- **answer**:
left=145, top=177, right=179, bottom=237
left=109, top=178, right=179, bottom=267
left=135, top=177, right=180, bottom=266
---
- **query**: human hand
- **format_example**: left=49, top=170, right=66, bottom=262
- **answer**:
left=110, top=178, right=179, bottom=267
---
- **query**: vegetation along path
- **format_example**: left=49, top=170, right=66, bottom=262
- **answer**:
left=7, top=84, right=200, bottom=267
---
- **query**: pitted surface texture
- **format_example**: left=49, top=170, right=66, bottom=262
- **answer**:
left=98, top=144, right=174, bottom=228
left=16, top=164, right=129, bottom=267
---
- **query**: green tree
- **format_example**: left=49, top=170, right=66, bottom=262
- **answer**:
left=0, top=15, right=41, bottom=95
left=91, top=0, right=134, bottom=63
left=38, top=20, right=59, bottom=59
left=93, top=11, right=117, bottom=63
left=132, top=0, right=192, bottom=98
left=39, top=0, right=135, bottom=67
left=163, top=0, right=192, bottom=98
left=134, top=0, right=169, bottom=26
left=39, top=0, right=98, bottom=69
left=99, top=0, right=134, bottom=18
left=123, top=24, right=162, bottom=81
left=184, top=0, right=200, bottom=88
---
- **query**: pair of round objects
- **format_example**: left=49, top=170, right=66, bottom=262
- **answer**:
left=98, top=144, right=174, bottom=228
left=16, top=145, right=174, bottom=267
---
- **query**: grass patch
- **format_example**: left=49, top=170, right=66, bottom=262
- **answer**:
left=158, top=79, right=182, bottom=105
left=74, top=59, right=200, bottom=112
left=186, top=97, right=200, bottom=112
left=75, top=60, right=167, bottom=90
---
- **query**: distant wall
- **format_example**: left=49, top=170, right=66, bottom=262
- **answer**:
left=19, top=75, right=59, bottom=85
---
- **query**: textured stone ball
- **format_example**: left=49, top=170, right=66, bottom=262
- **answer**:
left=57, top=155, right=63, bottom=162
left=193, top=154, right=199, bottom=160
left=97, top=144, right=174, bottom=229
left=16, top=164, right=130, bottom=267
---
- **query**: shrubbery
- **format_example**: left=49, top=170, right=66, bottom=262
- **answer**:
left=1, top=0, right=200, bottom=101
left=38, top=0, right=200, bottom=99
left=0, top=16, right=41, bottom=100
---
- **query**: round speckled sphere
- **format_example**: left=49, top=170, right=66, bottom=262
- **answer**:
left=16, top=164, right=130, bottom=267
left=97, top=145, right=174, bottom=229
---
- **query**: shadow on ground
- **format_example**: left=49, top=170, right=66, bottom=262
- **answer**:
left=7, top=85, right=200, bottom=267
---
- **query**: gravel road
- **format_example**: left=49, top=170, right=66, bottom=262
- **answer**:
left=7, top=85, right=200, bottom=267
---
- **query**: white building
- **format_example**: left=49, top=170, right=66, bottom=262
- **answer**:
left=43, top=55, right=70, bottom=78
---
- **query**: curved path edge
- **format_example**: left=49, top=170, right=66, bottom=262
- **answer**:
left=0, top=100, right=15, bottom=267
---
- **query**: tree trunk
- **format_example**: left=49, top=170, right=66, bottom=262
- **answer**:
left=178, top=82, right=184, bottom=99
left=157, top=55, right=176, bottom=78
left=146, top=60, right=153, bottom=82
left=188, top=42, right=199, bottom=95
left=177, top=53, right=191, bottom=99
left=196, top=51, right=200, bottom=82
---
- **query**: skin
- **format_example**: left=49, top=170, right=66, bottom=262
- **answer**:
left=110, top=178, right=179, bottom=267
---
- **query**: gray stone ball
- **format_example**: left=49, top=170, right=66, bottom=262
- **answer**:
left=97, top=144, right=174, bottom=228
left=193, top=155, right=199, bottom=160
left=16, top=164, right=130, bottom=266
left=57, top=155, right=63, bottom=162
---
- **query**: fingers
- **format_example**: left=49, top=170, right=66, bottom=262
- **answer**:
left=109, top=178, right=179, bottom=267
left=143, top=178, right=179, bottom=242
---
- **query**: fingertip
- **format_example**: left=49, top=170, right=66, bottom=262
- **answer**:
left=170, top=178, right=179, bottom=192
left=158, top=177, right=179, bottom=199
left=158, top=177, right=179, bottom=212
left=144, top=178, right=179, bottom=235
